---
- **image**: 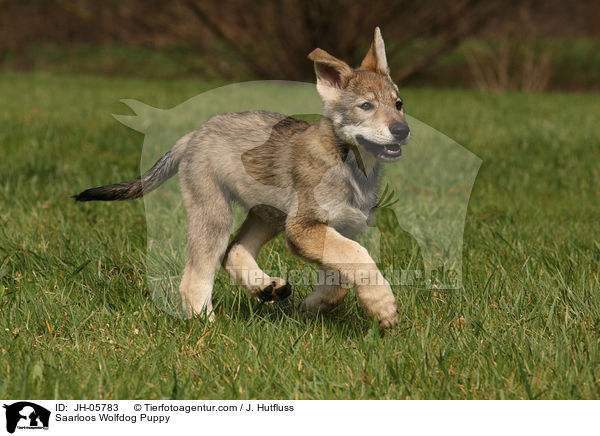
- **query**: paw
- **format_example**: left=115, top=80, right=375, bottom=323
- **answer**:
left=182, top=304, right=216, bottom=322
left=297, top=297, right=336, bottom=315
left=372, top=303, right=398, bottom=329
left=257, top=281, right=292, bottom=302
left=378, top=311, right=398, bottom=329
left=357, top=281, right=398, bottom=329
left=372, top=298, right=398, bottom=329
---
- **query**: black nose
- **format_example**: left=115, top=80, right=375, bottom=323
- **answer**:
left=389, top=122, right=410, bottom=140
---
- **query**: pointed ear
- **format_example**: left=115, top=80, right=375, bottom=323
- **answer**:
left=360, top=27, right=389, bottom=74
left=308, top=48, right=354, bottom=100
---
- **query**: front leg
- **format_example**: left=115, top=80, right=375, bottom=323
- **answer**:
left=286, top=219, right=398, bottom=328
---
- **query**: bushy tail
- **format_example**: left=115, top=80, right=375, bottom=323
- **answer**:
left=74, top=133, right=192, bottom=202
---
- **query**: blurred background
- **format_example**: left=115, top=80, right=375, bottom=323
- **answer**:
left=1, top=0, right=599, bottom=91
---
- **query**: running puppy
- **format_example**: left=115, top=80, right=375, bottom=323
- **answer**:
left=75, top=27, right=410, bottom=328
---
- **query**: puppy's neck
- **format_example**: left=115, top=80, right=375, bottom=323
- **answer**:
left=316, top=116, right=379, bottom=176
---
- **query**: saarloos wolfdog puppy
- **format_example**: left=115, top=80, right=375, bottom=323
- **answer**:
left=75, top=27, right=410, bottom=328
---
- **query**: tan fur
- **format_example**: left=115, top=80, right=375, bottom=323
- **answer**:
left=360, top=27, right=389, bottom=74
left=222, top=210, right=287, bottom=296
left=286, top=223, right=397, bottom=327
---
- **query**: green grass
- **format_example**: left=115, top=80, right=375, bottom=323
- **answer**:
left=1, top=72, right=599, bottom=399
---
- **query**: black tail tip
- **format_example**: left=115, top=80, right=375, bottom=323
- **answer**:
left=73, top=191, right=91, bottom=202
left=72, top=183, right=138, bottom=202
left=73, top=187, right=108, bottom=202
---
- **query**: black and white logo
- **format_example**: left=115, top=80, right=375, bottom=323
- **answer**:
left=3, top=402, right=50, bottom=434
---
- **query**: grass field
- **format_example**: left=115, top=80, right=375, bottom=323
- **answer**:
left=1, top=72, right=599, bottom=399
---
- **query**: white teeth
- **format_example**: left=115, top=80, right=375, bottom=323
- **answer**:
left=383, top=144, right=401, bottom=154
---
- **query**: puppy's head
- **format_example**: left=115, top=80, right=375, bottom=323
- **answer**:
left=308, top=27, right=409, bottom=162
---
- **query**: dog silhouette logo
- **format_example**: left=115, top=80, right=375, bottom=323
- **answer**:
left=3, top=402, right=50, bottom=433
left=112, top=83, right=480, bottom=321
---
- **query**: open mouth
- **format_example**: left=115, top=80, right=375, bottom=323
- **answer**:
left=356, top=135, right=405, bottom=162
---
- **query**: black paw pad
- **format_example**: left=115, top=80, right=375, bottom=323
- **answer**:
left=275, top=282, right=292, bottom=300
left=257, top=282, right=292, bottom=302
left=258, top=284, right=275, bottom=302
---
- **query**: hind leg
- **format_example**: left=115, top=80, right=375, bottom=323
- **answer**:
left=179, top=178, right=232, bottom=320
left=223, top=211, right=291, bottom=302
left=298, top=269, right=348, bottom=314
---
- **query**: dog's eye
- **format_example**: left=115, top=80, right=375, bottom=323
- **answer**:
left=395, top=100, right=403, bottom=111
left=359, top=102, right=373, bottom=110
